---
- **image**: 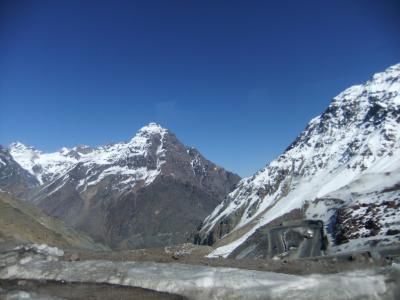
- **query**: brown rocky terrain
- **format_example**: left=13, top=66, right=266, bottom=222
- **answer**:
left=0, top=192, right=107, bottom=251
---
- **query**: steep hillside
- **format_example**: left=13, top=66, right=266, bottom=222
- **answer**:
left=197, top=63, right=400, bottom=258
left=0, top=191, right=107, bottom=251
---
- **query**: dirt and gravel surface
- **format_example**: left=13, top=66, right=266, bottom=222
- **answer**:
left=62, top=243, right=400, bottom=275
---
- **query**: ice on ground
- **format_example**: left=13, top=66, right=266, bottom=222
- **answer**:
left=1, top=254, right=399, bottom=300
left=0, top=290, right=62, bottom=300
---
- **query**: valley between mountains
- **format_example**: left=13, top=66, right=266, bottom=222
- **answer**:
left=1, top=63, right=400, bottom=300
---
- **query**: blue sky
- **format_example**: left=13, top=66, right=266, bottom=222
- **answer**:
left=0, top=0, right=399, bottom=177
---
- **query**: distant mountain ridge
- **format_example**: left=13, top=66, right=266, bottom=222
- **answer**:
left=9, top=142, right=85, bottom=185
left=197, top=63, right=400, bottom=258
left=8, top=123, right=170, bottom=187
left=2, top=123, right=240, bottom=249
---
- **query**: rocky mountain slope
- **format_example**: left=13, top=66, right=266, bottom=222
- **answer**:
left=4, top=123, right=240, bottom=249
left=197, top=63, right=400, bottom=258
left=0, top=191, right=107, bottom=251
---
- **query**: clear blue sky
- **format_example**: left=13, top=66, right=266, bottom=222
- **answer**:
left=0, top=0, right=399, bottom=177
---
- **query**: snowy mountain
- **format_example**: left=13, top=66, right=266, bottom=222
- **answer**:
left=9, top=142, right=80, bottom=185
left=197, top=63, right=400, bottom=258
left=0, top=146, right=39, bottom=197
left=5, top=123, right=240, bottom=249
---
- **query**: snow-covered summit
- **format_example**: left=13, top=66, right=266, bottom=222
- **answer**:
left=8, top=122, right=238, bottom=199
left=137, top=122, right=168, bottom=136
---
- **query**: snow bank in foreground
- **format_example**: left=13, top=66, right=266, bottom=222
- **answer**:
left=14, top=244, right=64, bottom=258
left=1, top=290, right=61, bottom=300
left=1, top=257, right=399, bottom=300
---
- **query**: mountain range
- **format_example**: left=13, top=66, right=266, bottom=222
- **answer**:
left=1, top=123, right=240, bottom=249
left=1, top=64, right=399, bottom=257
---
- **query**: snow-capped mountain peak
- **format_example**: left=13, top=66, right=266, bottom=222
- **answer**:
left=9, top=142, right=41, bottom=172
left=4, top=123, right=240, bottom=249
left=126, top=122, right=168, bottom=157
left=8, top=122, right=235, bottom=197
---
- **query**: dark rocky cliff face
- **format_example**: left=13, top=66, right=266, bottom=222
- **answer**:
left=104, top=175, right=229, bottom=249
